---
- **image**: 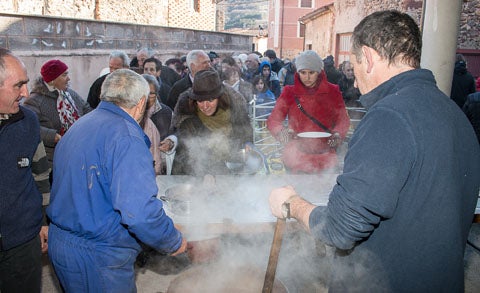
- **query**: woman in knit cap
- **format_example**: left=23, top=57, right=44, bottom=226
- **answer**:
left=170, top=69, right=253, bottom=175
left=24, top=59, right=92, bottom=173
left=266, top=50, right=350, bottom=173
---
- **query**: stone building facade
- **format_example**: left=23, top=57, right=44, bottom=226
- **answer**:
left=0, top=13, right=251, bottom=98
left=0, top=0, right=216, bottom=31
left=268, top=0, right=333, bottom=60
left=362, top=0, right=478, bottom=51
left=301, top=0, right=480, bottom=76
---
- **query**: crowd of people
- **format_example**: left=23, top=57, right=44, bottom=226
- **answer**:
left=1, top=9, right=479, bottom=293
left=84, top=44, right=360, bottom=176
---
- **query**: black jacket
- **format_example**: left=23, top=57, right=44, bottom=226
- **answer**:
left=161, top=65, right=181, bottom=87
left=151, top=103, right=173, bottom=140
left=166, top=74, right=192, bottom=110
left=157, top=79, right=172, bottom=105
left=450, top=61, right=476, bottom=108
left=87, top=73, right=108, bottom=109
left=463, top=92, right=480, bottom=144
left=270, top=58, right=284, bottom=74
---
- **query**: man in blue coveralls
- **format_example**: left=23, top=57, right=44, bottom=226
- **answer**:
left=47, top=69, right=187, bottom=292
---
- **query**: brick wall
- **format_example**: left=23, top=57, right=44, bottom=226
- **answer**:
left=168, top=0, right=217, bottom=31
left=0, top=13, right=251, bottom=98
left=363, top=0, right=480, bottom=49
left=0, top=0, right=218, bottom=30
left=460, top=0, right=480, bottom=49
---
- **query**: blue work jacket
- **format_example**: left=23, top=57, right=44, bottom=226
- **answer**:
left=47, top=101, right=182, bottom=254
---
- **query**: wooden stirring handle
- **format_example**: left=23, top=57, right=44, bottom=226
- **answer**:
left=262, top=218, right=287, bottom=293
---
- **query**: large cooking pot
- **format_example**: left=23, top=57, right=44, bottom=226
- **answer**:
left=160, top=184, right=195, bottom=215
left=167, top=261, right=288, bottom=293
left=225, top=148, right=264, bottom=174
left=159, top=183, right=217, bottom=216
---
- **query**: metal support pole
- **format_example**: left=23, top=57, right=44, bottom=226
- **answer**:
left=420, top=0, right=463, bottom=96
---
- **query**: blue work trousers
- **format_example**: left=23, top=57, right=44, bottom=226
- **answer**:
left=48, top=224, right=139, bottom=293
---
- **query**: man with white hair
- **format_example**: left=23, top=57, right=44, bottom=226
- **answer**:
left=243, top=53, right=261, bottom=83
left=129, top=47, right=154, bottom=70
left=165, top=49, right=212, bottom=109
left=47, top=69, right=187, bottom=292
left=87, top=50, right=130, bottom=108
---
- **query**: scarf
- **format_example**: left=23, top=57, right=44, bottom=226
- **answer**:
left=197, top=107, right=233, bottom=158
left=57, top=90, right=80, bottom=135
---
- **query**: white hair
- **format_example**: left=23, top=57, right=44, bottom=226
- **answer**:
left=101, top=69, right=149, bottom=108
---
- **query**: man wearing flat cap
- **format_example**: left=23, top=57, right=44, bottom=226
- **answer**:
left=171, top=69, right=253, bottom=175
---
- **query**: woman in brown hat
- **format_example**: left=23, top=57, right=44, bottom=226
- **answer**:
left=170, top=69, right=253, bottom=175
left=24, top=59, right=92, bottom=172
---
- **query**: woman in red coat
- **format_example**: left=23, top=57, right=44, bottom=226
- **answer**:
left=267, top=50, right=350, bottom=173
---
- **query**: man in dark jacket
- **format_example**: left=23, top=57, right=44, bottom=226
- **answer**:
left=278, top=58, right=296, bottom=89
left=323, top=55, right=342, bottom=84
left=0, top=48, right=49, bottom=293
left=264, top=49, right=284, bottom=74
left=166, top=50, right=212, bottom=110
left=337, top=60, right=361, bottom=107
left=268, top=11, right=480, bottom=292
left=463, top=92, right=480, bottom=144
left=450, top=54, right=476, bottom=108
left=242, top=53, right=261, bottom=83
left=143, top=57, right=172, bottom=105
left=87, top=50, right=130, bottom=108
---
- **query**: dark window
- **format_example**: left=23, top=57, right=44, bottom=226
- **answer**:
left=300, top=0, right=312, bottom=8
left=299, top=23, right=305, bottom=37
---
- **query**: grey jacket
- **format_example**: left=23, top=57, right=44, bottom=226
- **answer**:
left=24, top=78, right=92, bottom=166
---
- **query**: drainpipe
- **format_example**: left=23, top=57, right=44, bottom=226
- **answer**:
left=420, top=0, right=462, bottom=95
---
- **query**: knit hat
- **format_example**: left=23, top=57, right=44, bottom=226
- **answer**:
left=41, top=60, right=68, bottom=83
left=295, top=51, right=324, bottom=72
left=190, top=70, right=224, bottom=101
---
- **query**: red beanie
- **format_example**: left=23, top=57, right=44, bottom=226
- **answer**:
left=41, top=60, right=68, bottom=83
